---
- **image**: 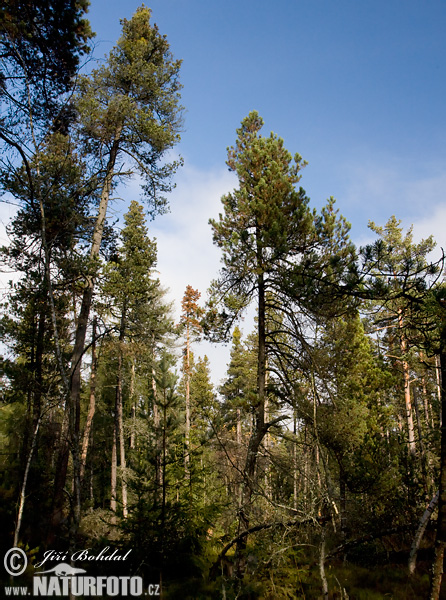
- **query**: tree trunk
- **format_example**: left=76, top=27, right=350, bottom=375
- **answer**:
left=14, top=418, right=40, bottom=547
left=114, top=302, right=128, bottom=517
left=319, top=524, right=329, bottom=600
left=80, top=319, right=97, bottom=483
left=340, top=464, right=347, bottom=540
left=185, top=323, right=191, bottom=476
left=47, top=412, right=69, bottom=543
left=151, top=369, right=161, bottom=501
left=413, top=386, right=430, bottom=494
left=116, top=345, right=128, bottom=518
left=430, top=347, right=446, bottom=599
left=235, top=268, right=266, bottom=578
left=130, top=361, right=136, bottom=449
left=110, top=426, right=117, bottom=515
left=430, top=541, right=446, bottom=600
left=50, top=134, right=121, bottom=538
left=398, top=310, right=416, bottom=455
left=293, top=411, right=298, bottom=510
left=264, top=391, right=271, bottom=499
left=409, top=490, right=439, bottom=575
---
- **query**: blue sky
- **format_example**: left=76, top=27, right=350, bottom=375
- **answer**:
left=88, top=0, right=446, bottom=384
left=2, top=0, right=445, bottom=384
left=87, top=0, right=446, bottom=216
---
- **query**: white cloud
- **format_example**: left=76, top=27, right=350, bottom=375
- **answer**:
left=149, top=163, right=238, bottom=387
left=341, top=158, right=446, bottom=234
left=0, top=201, right=20, bottom=301
left=0, top=201, right=17, bottom=246
left=151, top=163, right=236, bottom=309
left=411, top=203, right=446, bottom=252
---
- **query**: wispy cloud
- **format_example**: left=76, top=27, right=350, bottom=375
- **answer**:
left=339, top=156, right=446, bottom=251
left=149, top=163, right=238, bottom=386
left=150, top=162, right=237, bottom=314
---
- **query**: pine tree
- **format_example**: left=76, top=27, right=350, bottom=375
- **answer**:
left=366, top=216, right=437, bottom=457
left=53, top=6, right=183, bottom=540
left=208, top=112, right=355, bottom=576
left=179, top=285, right=203, bottom=475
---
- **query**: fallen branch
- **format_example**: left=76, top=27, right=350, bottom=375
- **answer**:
left=326, top=525, right=415, bottom=561
left=209, top=515, right=322, bottom=579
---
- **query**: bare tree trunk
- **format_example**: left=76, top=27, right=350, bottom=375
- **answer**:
left=319, top=524, right=329, bottom=600
left=413, top=386, right=429, bottom=494
left=430, top=542, right=446, bottom=600
left=80, top=319, right=97, bottom=482
left=47, top=412, right=69, bottom=543
left=51, top=134, right=121, bottom=538
left=235, top=269, right=266, bottom=578
left=430, top=347, right=446, bottom=599
left=399, top=310, right=416, bottom=455
left=152, top=368, right=162, bottom=501
left=409, top=490, right=439, bottom=575
left=185, top=324, right=191, bottom=477
left=236, top=407, right=242, bottom=448
left=14, top=418, right=40, bottom=547
left=89, top=449, right=94, bottom=510
left=130, top=361, right=136, bottom=449
left=237, top=407, right=242, bottom=507
left=110, top=427, right=117, bottom=515
left=116, top=347, right=128, bottom=518
left=264, top=392, right=271, bottom=499
left=293, top=411, right=298, bottom=511
left=340, top=465, right=347, bottom=540
left=422, top=373, right=435, bottom=430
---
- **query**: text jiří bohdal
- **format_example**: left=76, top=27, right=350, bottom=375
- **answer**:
left=34, top=547, right=132, bottom=569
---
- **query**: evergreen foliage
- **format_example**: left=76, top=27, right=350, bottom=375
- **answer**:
left=1, top=9, right=445, bottom=598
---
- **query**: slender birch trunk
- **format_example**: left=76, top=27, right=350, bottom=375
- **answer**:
left=409, top=490, right=439, bottom=575
left=14, top=418, right=40, bottom=547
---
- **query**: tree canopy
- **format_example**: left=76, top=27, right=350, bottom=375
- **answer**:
left=1, top=9, right=445, bottom=600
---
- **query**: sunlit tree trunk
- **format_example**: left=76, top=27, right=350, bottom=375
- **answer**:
left=130, top=361, right=136, bottom=449
left=409, top=490, right=439, bottom=575
left=110, top=427, right=117, bottom=515
left=185, top=322, right=191, bottom=476
left=398, top=309, right=416, bottom=456
left=14, top=418, right=40, bottom=547
left=115, top=306, right=128, bottom=518
left=430, top=346, right=446, bottom=600
left=80, top=318, right=97, bottom=482
left=152, top=368, right=162, bottom=500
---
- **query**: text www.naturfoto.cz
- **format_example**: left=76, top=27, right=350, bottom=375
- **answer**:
left=4, top=586, right=28, bottom=596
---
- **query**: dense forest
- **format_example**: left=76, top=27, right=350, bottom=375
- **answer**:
left=1, top=3, right=446, bottom=599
